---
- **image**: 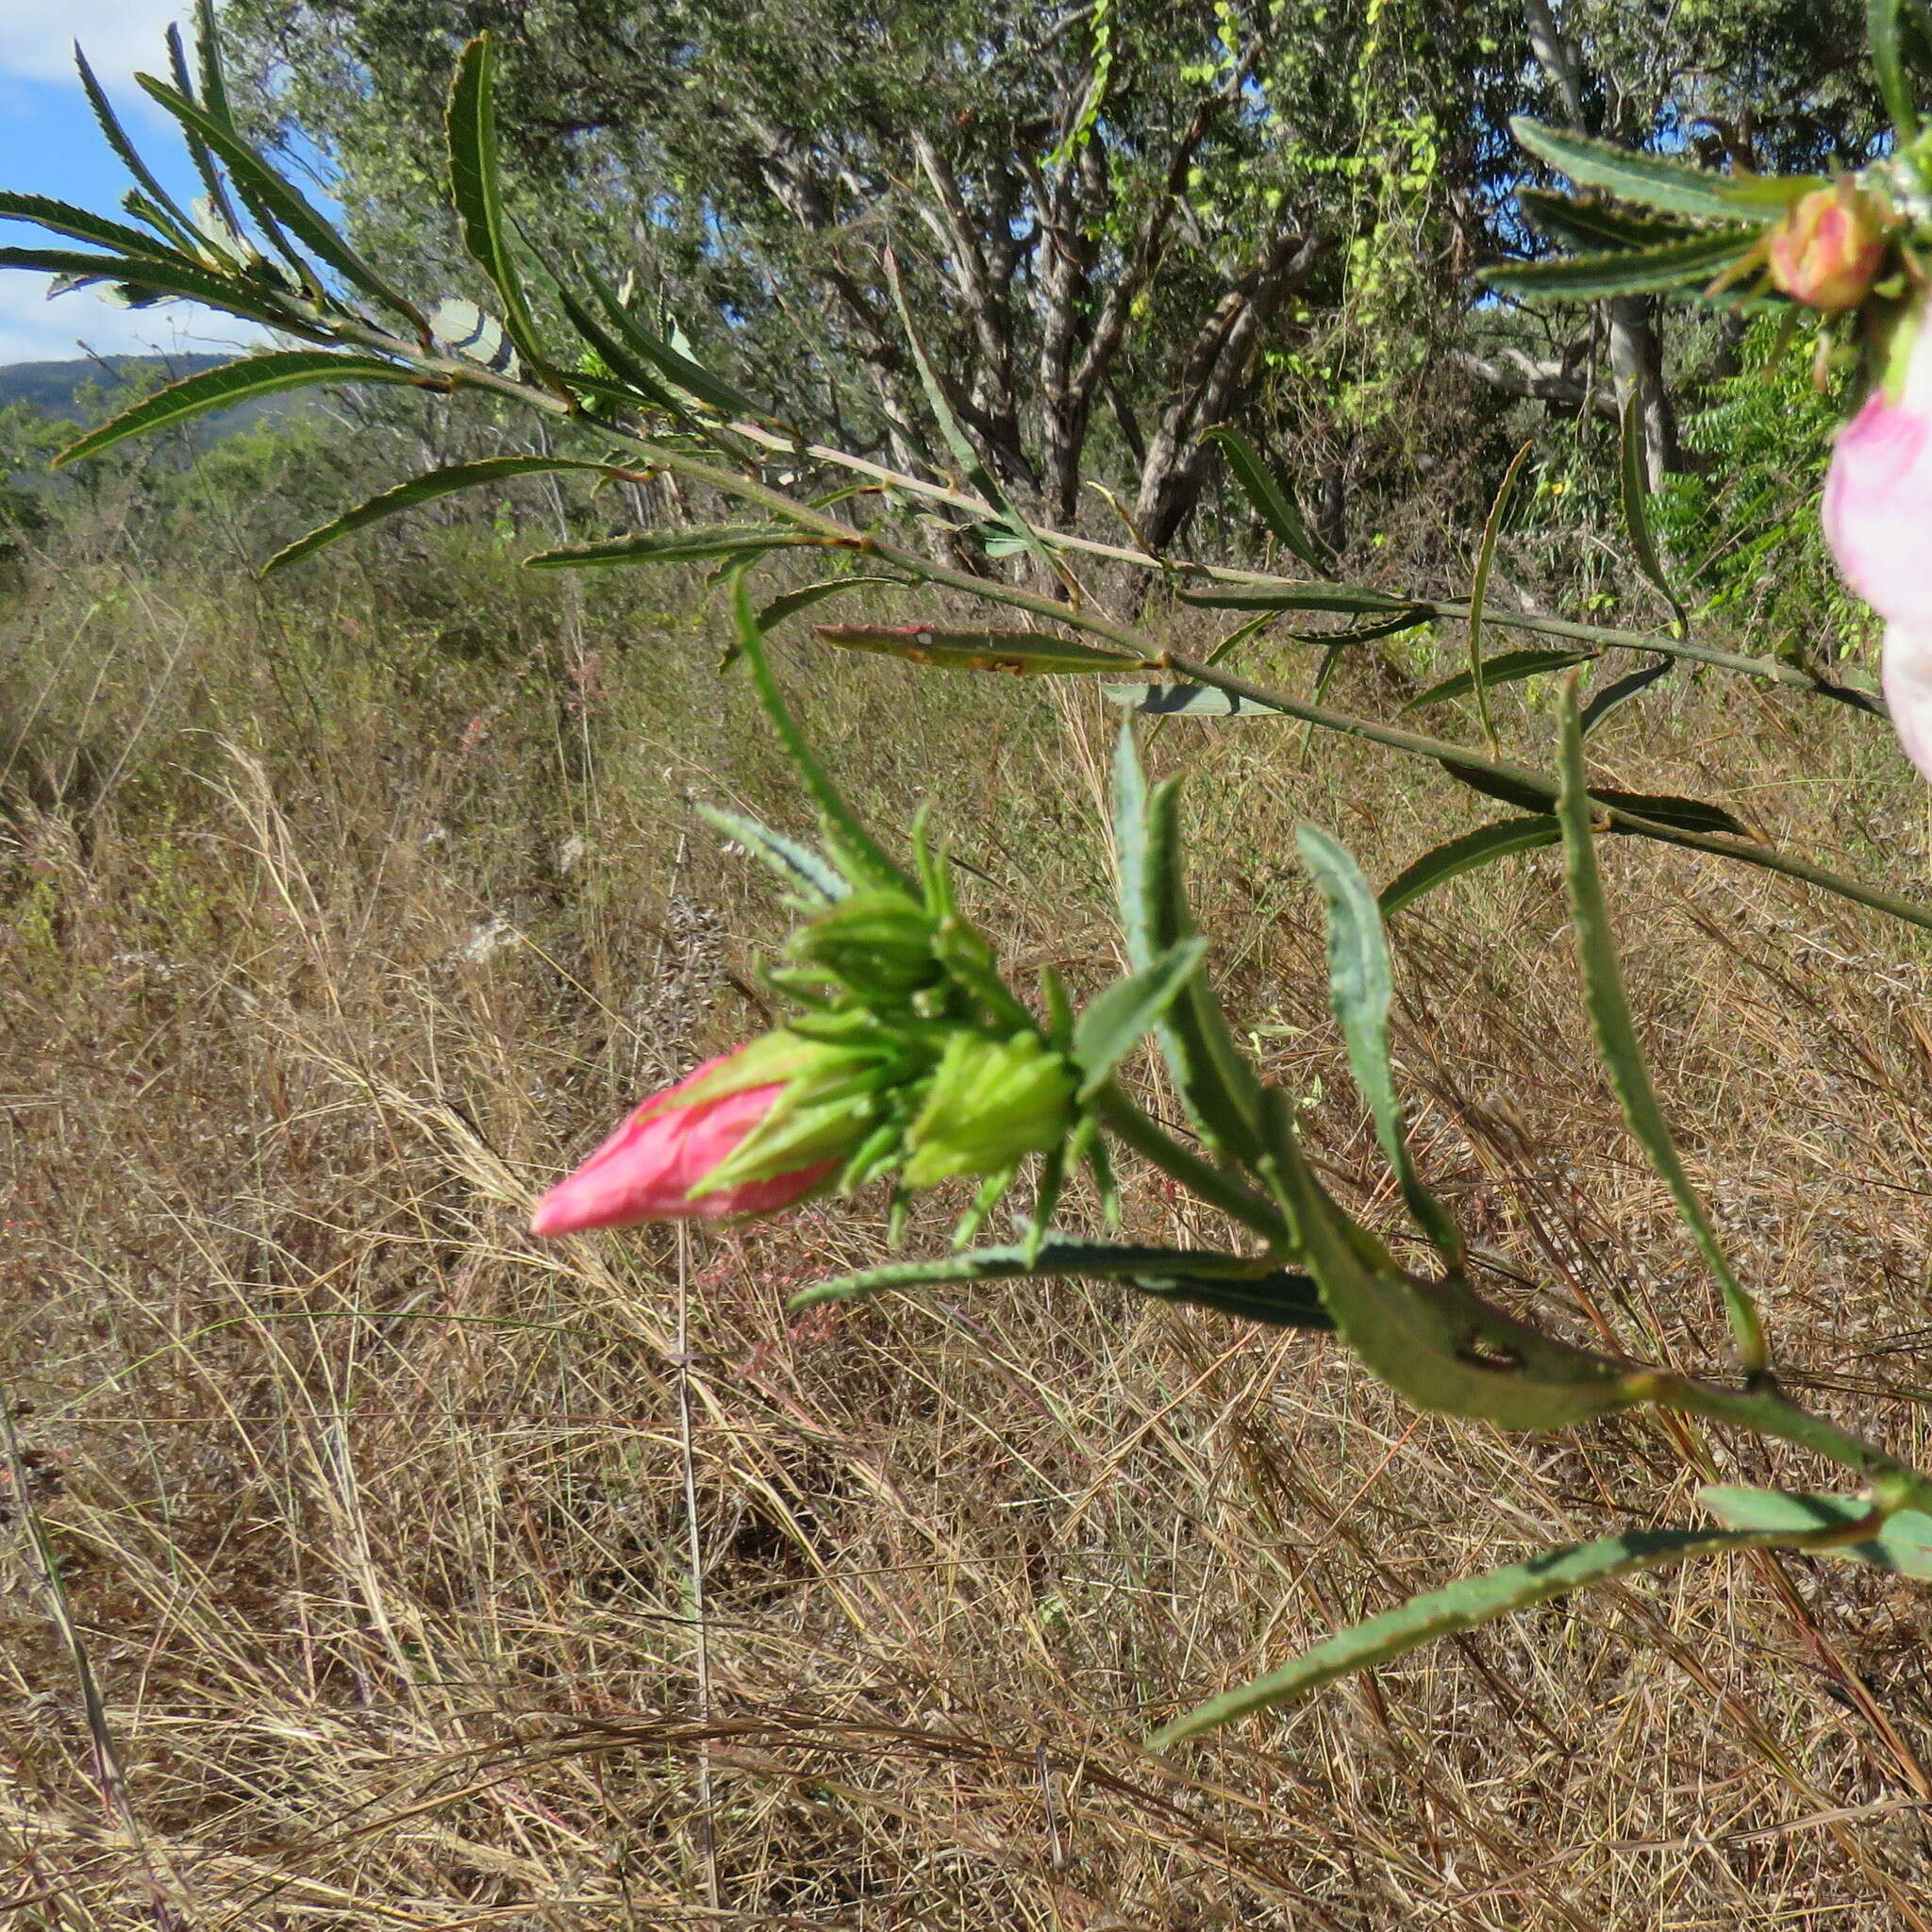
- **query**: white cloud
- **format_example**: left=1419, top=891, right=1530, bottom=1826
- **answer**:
left=0, top=272, right=265, bottom=366
left=3, top=2, right=190, bottom=87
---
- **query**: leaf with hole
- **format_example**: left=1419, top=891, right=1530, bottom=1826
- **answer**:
left=1259, top=1090, right=1640, bottom=1429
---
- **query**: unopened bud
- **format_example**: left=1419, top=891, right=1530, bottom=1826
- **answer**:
left=1767, top=179, right=1888, bottom=313
left=791, top=890, right=942, bottom=998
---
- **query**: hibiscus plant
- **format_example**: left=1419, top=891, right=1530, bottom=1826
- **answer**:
left=8, top=0, right=1932, bottom=1747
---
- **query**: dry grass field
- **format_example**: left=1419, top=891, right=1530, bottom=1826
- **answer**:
left=8, top=533, right=1932, bottom=1928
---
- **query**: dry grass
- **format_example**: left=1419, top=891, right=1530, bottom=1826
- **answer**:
left=8, top=536, right=1932, bottom=1929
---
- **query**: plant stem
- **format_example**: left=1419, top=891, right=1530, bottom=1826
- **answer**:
left=1096, top=1087, right=1290, bottom=1246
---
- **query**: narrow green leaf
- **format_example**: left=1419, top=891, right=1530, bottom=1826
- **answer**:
left=165, top=20, right=244, bottom=249
left=1464, top=439, right=1536, bottom=748
left=445, top=36, right=552, bottom=375
left=1515, top=188, right=1699, bottom=252
left=1439, top=758, right=1752, bottom=839
left=1620, top=392, right=1687, bottom=631
left=1258, top=1091, right=1641, bottom=1430
left=134, top=74, right=422, bottom=326
left=577, top=257, right=772, bottom=424
left=1152, top=1524, right=1791, bottom=1747
left=74, top=42, right=195, bottom=241
left=1176, top=581, right=1421, bottom=616
left=1203, top=426, right=1328, bottom=574
left=1107, top=682, right=1287, bottom=718
left=1508, top=118, right=1815, bottom=220
left=756, top=576, right=903, bottom=632
left=1699, top=1487, right=1932, bottom=1576
left=262, top=455, right=625, bottom=575
left=814, top=623, right=1144, bottom=675
left=0, top=244, right=300, bottom=329
left=1380, top=817, right=1563, bottom=917
left=1406, top=648, right=1594, bottom=716
left=56, top=351, right=420, bottom=467
left=1557, top=686, right=1767, bottom=1372
left=0, top=192, right=190, bottom=264
left=696, top=805, right=849, bottom=905
left=1483, top=230, right=1758, bottom=302
left=1297, top=825, right=1463, bottom=1265
left=1112, top=729, right=1269, bottom=1162
left=1871, top=0, right=1922, bottom=146
left=727, top=575, right=912, bottom=895
left=525, top=526, right=822, bottom=570
left=1580, top=657, right=1674, bottom=735
left=1071, top=939, right=1209, bottom=1102
left=791, top=1241, right=1326, bottom=1331
left=882, top=245, right=1057, bottom=586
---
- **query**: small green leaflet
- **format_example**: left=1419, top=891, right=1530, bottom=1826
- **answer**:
left=263, top=455, right=630, bottom=575
left=1483, top=231, right=1758, bottom=303
left=1463, top=439, right=1536, bottom=747
left=1379, top=817, right=1563, bottom=916
left=56, top=351, right=421, bottom=467
left=1203, top=426, right=1329, bottom=574
left=1402, top=648, right=1594, bottom=715
left=1619, top=391, right=1688, bottom=631
left=755, top=576, right=904, bottom=632
left=1698, top=1487, right=1932, bottom=1576
left=1150, top=1522, right=1804, bottom=1747
left=445, top=36, right=552, bottom=377
left=1297, top=825, right=1462, bottom=1264
left=1070, top=939, right=1208, bottom=1101
left=1507, top=118, right=1818, bottom=221
left=525, top=527, right=823, bottom=569
left=1557, top=686, right=1767, bottom=1373
left=698, top=804, right=849, bottom=905
left=815, top=624, right=1144, bottom=675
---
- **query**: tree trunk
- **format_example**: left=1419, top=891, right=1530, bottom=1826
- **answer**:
left=1521, top=0, right=1681, bottom=488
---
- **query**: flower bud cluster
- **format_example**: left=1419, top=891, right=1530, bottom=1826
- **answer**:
left=531, top=873, right=1077, bottom=1235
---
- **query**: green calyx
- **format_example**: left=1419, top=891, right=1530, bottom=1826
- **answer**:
left=787, top=887, right=945, bottom=999
left=900, top=1031, right=1079, bottom=1188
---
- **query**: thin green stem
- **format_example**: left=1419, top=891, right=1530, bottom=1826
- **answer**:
left=1648, top=1372, right=1932, bottom=1516
left=1095, top=1087, right=1289, bottom=1247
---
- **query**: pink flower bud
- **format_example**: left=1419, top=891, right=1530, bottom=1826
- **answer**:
left=529, top=1053, right=831, bottom=1235
left=1767, top=182, right=1887, bottom=314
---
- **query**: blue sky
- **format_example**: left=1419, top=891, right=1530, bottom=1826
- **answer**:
left=0, top=3, right=269, bottom=363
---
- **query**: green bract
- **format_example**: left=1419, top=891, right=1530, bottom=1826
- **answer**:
left=901, top=1032, right=1079, bottom=1188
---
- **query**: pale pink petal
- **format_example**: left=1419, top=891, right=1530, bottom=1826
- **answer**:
left=1883, top=622, right=1932, bottom=782
left=1823, top=387, right=1932, bottom=627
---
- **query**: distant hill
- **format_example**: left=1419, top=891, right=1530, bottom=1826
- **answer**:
left=0, top=353, right=236, bottom=419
